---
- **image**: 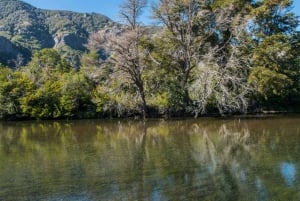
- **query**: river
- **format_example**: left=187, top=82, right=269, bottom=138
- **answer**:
left=0, top=116, right=300, bottom=200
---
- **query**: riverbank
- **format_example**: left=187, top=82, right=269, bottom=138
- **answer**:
left=2, top=108, right=300, bottom=122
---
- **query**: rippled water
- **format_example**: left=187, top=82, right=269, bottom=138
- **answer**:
left=1, top=116, right=300, bottom=200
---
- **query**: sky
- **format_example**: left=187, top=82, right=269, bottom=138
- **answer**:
left=22, top=0, right=300, bottom=26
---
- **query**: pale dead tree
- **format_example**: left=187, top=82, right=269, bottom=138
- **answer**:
left=119, top=0, right=147, bottom=29
left=189, top=122, right=252, bottom=176
left=87, top=0, right=148, bottom=118
left=189, top=6, right=253, bottom=117
left=153, top=0, right=214, bottom=108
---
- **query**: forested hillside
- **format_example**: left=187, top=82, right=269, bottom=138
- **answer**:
left=0, top=0, right=299, bottom=120
left=0, top=0, right=112, bottom=67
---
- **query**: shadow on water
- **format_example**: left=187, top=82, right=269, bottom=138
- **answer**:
left=0, top=117, right=300, bottom=200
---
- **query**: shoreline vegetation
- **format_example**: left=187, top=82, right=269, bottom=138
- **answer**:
left=1, top=0, right=300, bottom=121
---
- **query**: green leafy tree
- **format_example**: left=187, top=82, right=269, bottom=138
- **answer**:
left=250, top=0, right=298, bottom=37
left=19, top=79, right=62, bottom=119
left=59, top=72, right=96, bottom=118
left=248, top=0, right=299, bottom=106
left=0, top=67, right=34, bottom=119
left=18, top=48, right=96, bottom=119
left=24, top=48, right=71, bottom=85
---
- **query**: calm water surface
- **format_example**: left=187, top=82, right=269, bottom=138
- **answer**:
left=1, top=116, right=300, bottom=200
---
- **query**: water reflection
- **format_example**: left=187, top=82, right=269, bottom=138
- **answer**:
left=0, top=118, right=300, bottom=200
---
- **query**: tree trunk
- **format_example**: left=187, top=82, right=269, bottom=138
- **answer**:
left=180, top=64, right=191, bottom=110
left=136, top=80, right=147, bottom=119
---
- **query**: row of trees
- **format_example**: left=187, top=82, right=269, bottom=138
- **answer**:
left=0, top=0, right=300, bottom=119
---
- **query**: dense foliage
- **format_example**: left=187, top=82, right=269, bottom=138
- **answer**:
left=0, top=0, right=299, bottom=120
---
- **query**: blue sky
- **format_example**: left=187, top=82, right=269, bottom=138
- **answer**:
left=23, top=0, right=300, bottom=25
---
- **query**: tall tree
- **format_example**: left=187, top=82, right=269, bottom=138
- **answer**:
left=153, top=0, right=253, bottom=115
left=250, top=0, right=298, bottom=37
left=248, top=0, right=299, bottom=105
left=153, top=0, right=213, bottom=109
left=87, top=0, right=148, bottom=118
left=24, top=48, right=70, bottom=85
left=188, top=0, right=253, bottom=115
left=120, top=0, right=147, bottom=29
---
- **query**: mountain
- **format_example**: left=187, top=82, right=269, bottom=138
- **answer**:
left=0, top=0, right=113, bottom=68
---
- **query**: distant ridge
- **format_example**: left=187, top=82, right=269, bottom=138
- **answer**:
left=0, top=0, right=114, bottom=67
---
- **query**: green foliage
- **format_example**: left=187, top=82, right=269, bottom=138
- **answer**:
left=253, top=34, right=294, bottom=72
left=89, top=85, right=111, bottom=115
left=212, top=0, right=252, bottom=10
left=248, top=67, right=293, bottom=102
left=248, top=0, right=300, bottom=107
left=250, top=34, right=296, bottom=103
left=0, top=48, right=100, bottom=120
left=142, top=33, right=189, bottom=113
left=43, top=10, right=110, bottom=34
left=0, top=68, right=34, bottom=119
left=18, top=71, right=97, bottom=119
left=59, top=72, right=96, bottom=118
left=20, top=80, right=62, bottom=119
left=251, top=0, right=298, bottom=36
left=29, top=48, right=71, bottom=73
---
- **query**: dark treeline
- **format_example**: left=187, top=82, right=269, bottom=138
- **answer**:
left=0, top=0, right=300, bottom=120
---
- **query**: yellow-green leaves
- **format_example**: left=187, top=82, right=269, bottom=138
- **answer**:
left=249, top=67, right=293, bottom=100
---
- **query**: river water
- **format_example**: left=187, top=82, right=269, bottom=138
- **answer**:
left=0, top=116, right=300, bottom=200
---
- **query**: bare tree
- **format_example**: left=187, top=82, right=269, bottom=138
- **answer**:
left=189, top=5, right=253, bottom=116
left=120, top=0, right=147, bottom=29
left=152, top=0, right=253, bottom=116
left=87, top=0, right=148, bottom=118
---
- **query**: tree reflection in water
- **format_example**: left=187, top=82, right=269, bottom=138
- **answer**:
left=0, top=118, right=300, bottom=200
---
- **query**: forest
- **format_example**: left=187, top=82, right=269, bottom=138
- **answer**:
left=0, top=0, right=299, bottom=120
